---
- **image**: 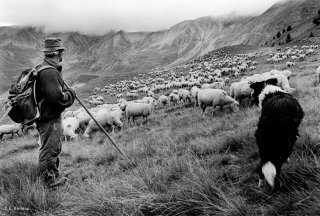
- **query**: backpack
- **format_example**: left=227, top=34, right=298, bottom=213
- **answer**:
left=6, top=65, right=54, bottom=125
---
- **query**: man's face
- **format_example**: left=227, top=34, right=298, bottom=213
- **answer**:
left=58, top=50, right=64, bottom=62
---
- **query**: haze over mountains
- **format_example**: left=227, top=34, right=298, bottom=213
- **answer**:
left=0, top=0, right=319, bottom=93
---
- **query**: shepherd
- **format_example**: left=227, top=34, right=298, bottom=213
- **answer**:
left=35, top=38, right=75, bottom=188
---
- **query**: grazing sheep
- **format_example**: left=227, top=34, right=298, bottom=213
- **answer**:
left=178, top=89, right=192, bottom=104
left=62, top=117, right=80, bottom=140
left=168, top=93, right=179, bottom=106
left=254, top=84, right=304, bottom=189
left=126, top=99, right=156, bottom=126
left=158, top=95, right=169, bottom=108
left=0, top=124, right=22, bottom=140
left=190, top=86, right=200, bottom=107
left=75, top=111, right=93, bottom=129
left=286, top=62, right=295, bottom=68
left=83, top=108, right=124, bottom=137
left=197, top=89, right=239, bottom=116
left=229, top=80, right=253, bottom=106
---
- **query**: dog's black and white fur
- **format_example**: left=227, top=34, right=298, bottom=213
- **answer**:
left=250, top=80, right=304, bottom=189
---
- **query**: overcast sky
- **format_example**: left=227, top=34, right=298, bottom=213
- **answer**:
left=0, top=0, right=281, bottom=34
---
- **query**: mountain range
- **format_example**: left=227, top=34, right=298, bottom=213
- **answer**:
left=0, top=0, right=320, bottom=94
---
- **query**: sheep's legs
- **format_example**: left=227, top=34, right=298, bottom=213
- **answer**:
left=258, top=179, right=263, bottom=188
left=201, top=105, right=206, bottom=116
left=127, top=117, right=131, bottom=127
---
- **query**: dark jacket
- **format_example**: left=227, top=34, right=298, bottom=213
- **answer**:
left=35, top=58, right=75, bottom=122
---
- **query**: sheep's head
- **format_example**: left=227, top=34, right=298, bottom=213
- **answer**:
left=231, top=101, right=240, bottom=112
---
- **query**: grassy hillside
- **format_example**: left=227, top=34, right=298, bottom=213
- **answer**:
left=0, top=46, right=320, bottom=216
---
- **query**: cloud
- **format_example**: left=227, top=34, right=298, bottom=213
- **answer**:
left=0, top=0, right=279, bottom=34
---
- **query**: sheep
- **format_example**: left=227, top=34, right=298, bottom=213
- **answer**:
left=168, top=93, right=179, bottom=106
left=201, top=82, right=225, bottom=90
left=229, top=80, right=253, bottom=106
left=172, top=89, right=179, bottom=95
left=73, top=107, right=85, bottom=116
left=147, top=90, right=154, bottom=97
left=269, top=69, right=292, bottom=79
left=62, top=117, right=80, bottom=140
left=248, top=72, right=294, bottom=93
left=75, top=111, right=92, bottom=129
left=270, top=74, right=295, bottom=93
left=63, top=110, right=75, bottom=119
left=0, top=124, right=23, bottom=140
left=178, top=89, right=192, bottom=104
left=190, top=86, right=200, bottom=107
left=254, top=84, right=304, bottom=189
left=286, top=61, right=295, bottom=68
left=83, top=108, right=124, bottom=137
left=157, top=95, right=169, bottom=108
left=142, top=97, right=154, bottom=104
left=126, top=99, right=157, bottom=126
left=197, top=89, right=239, bottom=116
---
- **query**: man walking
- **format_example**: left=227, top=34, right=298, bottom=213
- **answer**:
left=36, top=38, right=75, bottom=187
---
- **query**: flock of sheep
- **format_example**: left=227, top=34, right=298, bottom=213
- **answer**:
left=0, top=44, right=318, bottom=143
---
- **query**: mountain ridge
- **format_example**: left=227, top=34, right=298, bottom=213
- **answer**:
left=0, top=0, right=319, bottom=93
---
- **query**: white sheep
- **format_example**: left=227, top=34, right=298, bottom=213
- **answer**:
left=126, top=99, right=156, bottom=126
left=269, top=73, right=295, bottom=93
left=269, top=69, right=292, bottom=79
left=73, top=107, right=85, bottom=116
left=178, top=89, right=192, bottom=104
left=190, top=86, right=200, bottom=107
left=229, top=80, right=253, bottom=104
left=142, top=97, right=154, bottom=104
left=0, top=124, right=22, bottom=140
left=197, top=89, right=239, bottom=116
left=147, top=90, right=154, bottom=97
left=168, top=93, right=179, bottom=106
left=75, top=111, right=93, bottom=129
left=158, top=95, right=169, bottom=108
left=83, top=108, right=124, bottom=137
left=63, top=110, right=75, bottom=119
left=62, top=117, right=80, bottom=140
left=286, top=62, right=295, bottom=68
left=172, top=89, right=179, bottom=95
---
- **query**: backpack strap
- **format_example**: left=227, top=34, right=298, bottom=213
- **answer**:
left=33, top=65, right=55, bottom=113
left=35, top=65, right=55, bottom=75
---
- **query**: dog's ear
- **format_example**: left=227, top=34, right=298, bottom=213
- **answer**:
left=250, top=81, right=265, bottom=91
left=266, top=78, right=278, bottom=86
